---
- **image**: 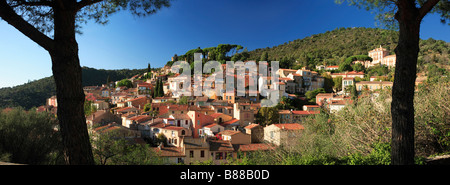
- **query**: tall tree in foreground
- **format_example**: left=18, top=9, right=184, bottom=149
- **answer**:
left=336, top=0, right=449, bottom=165
left=0, top=0, right=171, bottom=164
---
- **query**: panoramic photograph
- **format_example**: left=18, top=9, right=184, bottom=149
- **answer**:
left=0, top=0, right=449, bottom=180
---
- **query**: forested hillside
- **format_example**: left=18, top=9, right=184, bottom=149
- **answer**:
left=246, top=27, right=449, bottom=70
left=0, top=67, right=145, bottom=109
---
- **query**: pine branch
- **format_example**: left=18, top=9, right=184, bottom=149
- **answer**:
left=0, top=0, right=55, bottom=51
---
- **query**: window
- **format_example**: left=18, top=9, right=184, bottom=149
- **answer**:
left=189, top=151, right=194, bottom=158
left=197, top=120, right=200, bottom=125
left=201, top=150, right=205, bottom=158
left=270, top=131, right=274, bottom=139
left=181, top=130, right=186, bottom=135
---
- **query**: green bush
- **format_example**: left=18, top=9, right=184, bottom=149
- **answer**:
left=0, top=108, right=63, bottom=164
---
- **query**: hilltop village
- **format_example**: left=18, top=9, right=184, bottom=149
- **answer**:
left=38, top=46, right=427, bottom=165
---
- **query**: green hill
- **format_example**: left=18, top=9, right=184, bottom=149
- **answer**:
left=246, top=27, right=449, bottom=70
left=0, top=67, right=145, bottom=109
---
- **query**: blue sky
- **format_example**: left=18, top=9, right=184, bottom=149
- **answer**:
left=0, top=0, right=449, bottom=88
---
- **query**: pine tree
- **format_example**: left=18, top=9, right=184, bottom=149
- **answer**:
left=158, top=78, right=164, bottom=97
left=153, top=79, right=159, bottom=98
left=147, top=63, right=151, bottom=79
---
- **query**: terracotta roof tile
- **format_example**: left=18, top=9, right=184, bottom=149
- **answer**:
left=273, top=123, right=305, bottom=130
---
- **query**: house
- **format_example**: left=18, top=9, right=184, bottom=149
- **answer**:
left=264, top=123, right=305, bottom=146
left=342, top=77, right=355, bottom=93
left=279, top=77, right=296, bottom=94
left=223, top=92, right=236, bottom=104
left=233, top=103, right=254, bottom=127
left=220, top=118, right=240, bottom=131
left=168, top=75, right=190, bottom=98
left=209, top=113, right=233, bottom=125
left=86, top=110, right=121, bottom=127
left=100, top=87, right=112, bottom=98
left=202, top=123, right=225, bottom=138
left=187, top=111, right=215, bottom=138
left=355, top=81, right=393, bottom=92
left=181, top=137, right=210, bottom=164
left=110, top=92, right=129, bottom=105
left=368, top=45, right=396, bottom=68
left=209, top=140, right=235, bottom=164
left=310, top=75, right=325, bottom=92
left=160, top=126, right=191, bottom=147
left=316, top=65, right=326, bottom=70
left=47, top=95, right=58, bottom=107
left=286, top=73, right=303, bottom=93
left=125, top=96, right=149, bottom=109
left=329, top=100, right=352, bottom=113
left=153, top=145, right=185, bottom=164
left=92, top=100, right=109, bottom=110
left=331, top=71, right=365, bottom=79
left=165, top=105, right=189, bottom=115
left=272, top=81, right=287, bottom=98
left=291, top=110, right=319, bottom=123
left=113, top=106, right=140, bottom=116
left=276, top=68, right=299, bottom=78
left=316, top=93, right=334, bottom=106
left=279, top=110, right=293, bottom=123
left=211, top=105, right=234, bottom=117
left=258, top=76, right=273, bottom=96
left=145, top=118, right=166, bottom=140
left=123, top=115, right=151, bottom=128
left=168, top=114, right=192, bottom=129
left=137, top=82, right=152, bottom=95
left=303, top=105, right=320, bottom=111
left=152, top=96, right=175, bottom=103
left=244, top=124, right=264, bottom=143
left=219, top=130, right=251, bottom=145
left=326, top=65, right=339, bottom=71
left=92, top=123, right=141, bottom=139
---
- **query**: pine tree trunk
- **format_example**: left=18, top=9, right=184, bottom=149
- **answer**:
left=51, top=1, right=94, bottom=165
left=391, top=3, right=421, bottom=165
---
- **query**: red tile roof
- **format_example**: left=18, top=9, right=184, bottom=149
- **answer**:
left=204, top=123, right=219, bottom=128
left=245, top=124, right=261, bottom=129
left=273, top=123, right=305, bottom=130
left=163, top=126, right=185, bottom=131
left=129, top=115, right=151, bottom=122
left=153, top=146, right=185, bottom=157
left=234, top=143, right=275, bottom=152
left=221, top=118, right=239, bottom=126
left=209, top=140, right=235, bottom=152
left=219, top=130, right=241, bottom=136
left=209, top=113, right=224, bottom=118
left=292, top=110, right=320, bottom=115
